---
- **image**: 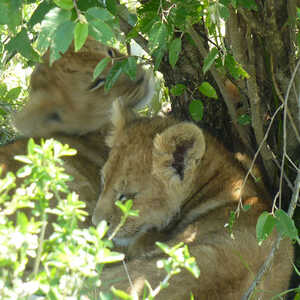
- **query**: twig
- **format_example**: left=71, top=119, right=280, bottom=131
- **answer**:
left=271, top=151, right=294, bottom=191
left=73, top=0, right=81, bottom=20
left=270, top=55, right=300, bottom=144
left=239, top=9, right=263, bottom=36
left=122, top=260, right=135, bottom=292
left=114, top=2, right=150, bottom=54
left=118, top=15, right=149, bottom=54
left=238, top=104, right=283, bottom=206
left=241, top=236, right=283, bottom=300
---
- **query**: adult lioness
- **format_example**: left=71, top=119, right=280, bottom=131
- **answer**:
left=1, top=38, right=151, bottom=226
left=92, top=102, right=293, bottom=299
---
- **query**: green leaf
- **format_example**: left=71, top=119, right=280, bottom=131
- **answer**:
left=74, top=22, right=89, bottom=52
left=275, top=209, right=299, bottom=240
left=88, top=18, right=116, bottom=46
left=124, top=57, right=137, bottom=81
left=256, top=212, right=276, bottom=245
left=6, top=28, right=40, bottom=61
left=6, top=87, right=21, bottom=101
left=0, top=83, right=7, bottom=95
left=106, top=0, right=117, bottom=15
left=0, top=0, right=22, bottom=31
left=170, top=84, right=186, bottom=96
left=225, top=54, right=249, bottom=80
left=53, top=0, right=74, bottom=10
left=14, top=155, right=32, bottom=164
left=238, top=114, right=251, bottom=126
left=28, top=1, right=55, bottom=29
left=169, top=38, right=181, bottom=68
left=96, top=220, right=108, bottom=239
left=99, top=292, right=114, bottom=300
left=198, top=82, right=218, bottom=99
left=104, top=61, right=124, bottom=91
left=98, top=251, right=125, bottom=263
left=86, top=7, right=114, bottom=22
left=152, top=47, right=165, bottom=71
left=111, top=287, right=133, bottom=300
left=243, top=204, right=251, bottom=212
left=0, top=0, right=11, bottom=25
left=93, top=57, right=111, bottom=80
left=189, top=100, right=204, bottom=121
left=203, top=47, right=218, bottom=74
left=50, top=20, right=75, bottom=65
left=17, top=212, right=29, bottom=233
left=17, top=165, right=33, bottom=178
left=36, top=8, right=72, bottom=54
left=148, top=22, right=168, bottom=52
left=27, top=138, right=36, bottom=155
left=218, top=3, right=230, bottom=21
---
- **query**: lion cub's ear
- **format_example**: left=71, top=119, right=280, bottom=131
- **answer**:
left=153, top=122, right=206, bottom=192
left=106, top=99, right=136, bottom=147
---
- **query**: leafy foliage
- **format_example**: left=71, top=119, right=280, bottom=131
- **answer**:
left=0, top=138, right=200, bottom=299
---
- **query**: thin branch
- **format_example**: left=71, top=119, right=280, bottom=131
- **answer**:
left=241, top=236, right=283, bottom=300
left=239, top=9, right=263, bottom=36
left=115, top=2, right=150, bottom=54
left=271, top=151, right=294, bottom=191
left=238, top=104, right=283, bottom=206
left=270, top=55, right=300, bottom=144
left=118, top=15, right=149, bottom=54
left=73, top=0, right=81, bottom=20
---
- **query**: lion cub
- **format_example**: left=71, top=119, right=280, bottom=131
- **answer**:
left=13, top=37, right=150, bottom=137
left=92, top=102, right=293, bottom=299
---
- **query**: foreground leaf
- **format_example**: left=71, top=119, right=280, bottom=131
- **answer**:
left=74, top=22, right=89, bottom=52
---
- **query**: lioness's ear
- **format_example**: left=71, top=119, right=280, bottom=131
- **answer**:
left=153, top=122, right=206, bottom=191
left=106, top=100, right=136, bottom=147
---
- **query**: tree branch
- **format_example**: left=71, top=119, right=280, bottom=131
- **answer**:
left=239, top=9, right=263, bottom=37
left=116, top=3, right=150, bottom=54
left=244, top=24, right=274, bottom=180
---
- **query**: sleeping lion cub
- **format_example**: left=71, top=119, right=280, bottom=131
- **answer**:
left=1, top=38, right=150, bottom=226
left=92, top=102, right=293, bottom=299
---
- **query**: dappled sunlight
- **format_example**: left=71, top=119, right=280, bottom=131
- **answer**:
left=132, top=276, right=147, bottom=296
left=231, top=179, right=243, bottom=201
left=244, top=197, right=258, bottom=206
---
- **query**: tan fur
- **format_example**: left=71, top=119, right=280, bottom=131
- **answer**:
left=1, top=39, right=150, bottom=229
left=13, top=37, right=150, bottom=137
left=92, top=102, right=294, bottom=299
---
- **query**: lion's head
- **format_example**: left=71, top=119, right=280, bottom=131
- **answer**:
left=13, top=38, right=151, bottom=137
left=92, top=101, right=206, bottom=247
